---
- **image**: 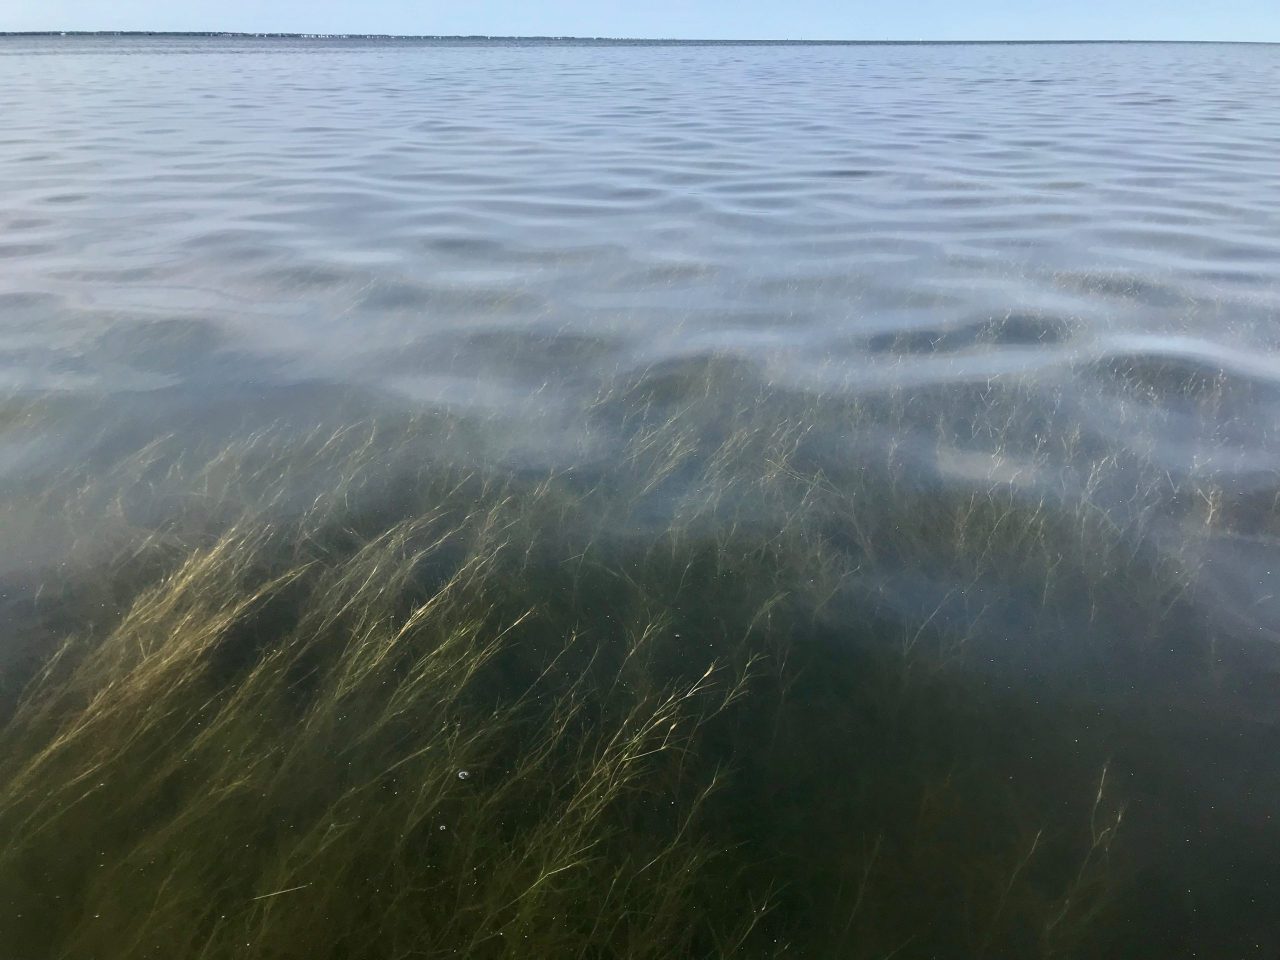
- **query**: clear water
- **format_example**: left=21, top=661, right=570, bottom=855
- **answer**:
left=2, top=37, right=1280, bottom=956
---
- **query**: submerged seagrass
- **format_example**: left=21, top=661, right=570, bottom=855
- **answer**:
left=1, top=377, right=1257, bottom=958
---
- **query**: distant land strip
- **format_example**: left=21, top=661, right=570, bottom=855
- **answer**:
left=0, top=33, right=1275, bottom=44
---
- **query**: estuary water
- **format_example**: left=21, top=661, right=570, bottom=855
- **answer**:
left=2, top=37, right=1280, bottom=958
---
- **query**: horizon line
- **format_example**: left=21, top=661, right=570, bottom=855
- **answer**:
left=1, top=32, right=1277, bottom=45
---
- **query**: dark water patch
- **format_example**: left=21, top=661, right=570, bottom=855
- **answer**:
left=613, top=260, right=722, bottom=285
left=388, top=329, right=623, bottom=385
left=701, top=307, right=814, bottom=330
left=816, top=168, right=880, bottom=179
left=989, top=311, right=1077, bottom=345
left=867, top=311, right=1076, bottom=355
left=0, top=242, right=54, bottom=258
left=180, top=228, right=287, bottom=250
left=93, top=318, right=226, bottom=374
left=1050, top=270, right=1194, bottom=307
left=0, top=291, right=60, bottom=312
left=251, top=263, right=355, bottom=291
left=2, top=217, right=51, bottom=230
left=417, top=234, right=511, bottom=257
left=354, top=279, right=545, bottom=315
left=751, top=268, right=949, bottom=301
left=51, top=266, right=173, bottom=283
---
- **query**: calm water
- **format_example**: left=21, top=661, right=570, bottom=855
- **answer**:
left=3, top=40, right=1279, bottom=407
left=3, top=37, right=1280, bottom=956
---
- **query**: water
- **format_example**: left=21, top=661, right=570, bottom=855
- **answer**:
left=2, top=37, right=1280, bottom=957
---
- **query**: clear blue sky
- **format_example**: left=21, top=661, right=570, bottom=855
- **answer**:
left=2, top=0, right=1277, bottom=42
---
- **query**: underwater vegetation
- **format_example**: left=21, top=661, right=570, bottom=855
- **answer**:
left=0, top=367, right=1277, bottom=958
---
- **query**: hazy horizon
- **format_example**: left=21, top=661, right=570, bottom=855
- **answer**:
left=2, top=31, right=1278, bottom=43
left=1, top=0, right=1276, bottom=44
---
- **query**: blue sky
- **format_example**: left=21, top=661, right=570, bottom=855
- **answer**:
left=2, top=0, right=1277, bottom=41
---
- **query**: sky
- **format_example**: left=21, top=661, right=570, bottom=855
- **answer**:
left=1, top=0, right=1277, bottom=42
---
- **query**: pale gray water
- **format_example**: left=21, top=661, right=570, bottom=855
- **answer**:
left=3, top=39, right=1278, bottom=407
left=4, top=38, right=1280, bottom=623
left=3, top=37, right=1280, bottom=955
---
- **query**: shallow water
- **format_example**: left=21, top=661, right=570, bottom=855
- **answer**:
left=2, top=37, right=1280, bottom=957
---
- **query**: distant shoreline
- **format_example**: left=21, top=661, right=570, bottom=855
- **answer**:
left=0, top=33, right=1275, bottom=45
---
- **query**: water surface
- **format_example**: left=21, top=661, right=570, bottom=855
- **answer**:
left=2, top=37, right=1279, bottom=958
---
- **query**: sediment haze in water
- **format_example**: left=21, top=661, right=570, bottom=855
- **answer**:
left=1, top=37, right=1279, bottom=958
